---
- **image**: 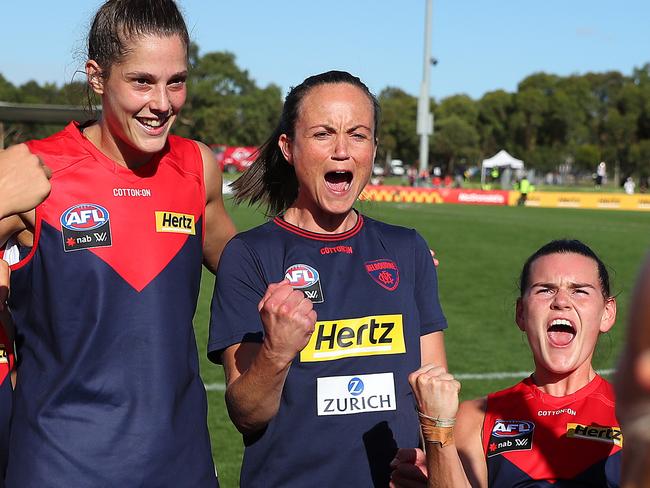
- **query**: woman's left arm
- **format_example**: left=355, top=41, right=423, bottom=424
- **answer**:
left=198, top=142, right=237, bottom=274
left=421, top=331, right=447, bottom=369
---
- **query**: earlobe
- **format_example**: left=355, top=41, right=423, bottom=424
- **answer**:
left=85, top=60, right=104, bottom=95
left=278, top=134, right=293, bottom=165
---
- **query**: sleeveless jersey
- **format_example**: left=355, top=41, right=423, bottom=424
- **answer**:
left=0, top=240, right=18, bottom=487
left=209, top=215, right=447, bottom=487
left=0, top=317, right=13, bottom=488
left=7, top=122, right=217, bottom=487
left=483, top=375, right=621, bottom=487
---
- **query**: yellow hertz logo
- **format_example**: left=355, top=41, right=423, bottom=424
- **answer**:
left=567, top=423, right=623, bottom=447
left=0, top=347, right=7, bottom=364
left=300, top=314, right=405, bottom=362
left=155, top=211, right=195, bottom=235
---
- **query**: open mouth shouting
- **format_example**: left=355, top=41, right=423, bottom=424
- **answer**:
left=547, top=318, right=577, bottom=347
left=324, top=170, right=353, bottom=193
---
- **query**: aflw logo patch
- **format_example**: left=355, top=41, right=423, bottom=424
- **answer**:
left=300, top=314, right=405, bottom=362
left=60, top=203, right=112, bottom=252
left=155, top=211, right=195, bottom=235
left=567, top=424, right=623, bottom=447
left=285, top=264, right=324, bottom=303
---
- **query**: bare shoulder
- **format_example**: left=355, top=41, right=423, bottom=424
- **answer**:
left=457, top=397, right=487, bottom=437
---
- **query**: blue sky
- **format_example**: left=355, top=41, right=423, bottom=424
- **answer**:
left=2, top=0, right=648, bottom=101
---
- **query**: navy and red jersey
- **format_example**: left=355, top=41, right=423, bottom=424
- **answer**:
left=0, top=318, right=14, bottom=487
left=483, top=375, right=621, bottom=487
left=7, top=122, right=217, bottom=486
left=209, top=214, right=447, bottom=487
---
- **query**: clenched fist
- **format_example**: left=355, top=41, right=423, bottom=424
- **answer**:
left=408, top=364, right=461, bottom=420
left=258, top=279, right=317, bottom=366
left=0, top=144, right=51, bottom=218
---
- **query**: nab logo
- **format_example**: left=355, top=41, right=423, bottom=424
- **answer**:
left=284, top=264, right=324, bottom=303
left=492, top=420, right=535, bottom=438
left=60, top=204, right=109, bottom=231
left=347, top=377, right=364, bottom=396
left=285, top=264, right=319, bottom=288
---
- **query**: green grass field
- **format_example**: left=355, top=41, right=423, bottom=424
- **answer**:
left=194, top=199, right=650, bottom=487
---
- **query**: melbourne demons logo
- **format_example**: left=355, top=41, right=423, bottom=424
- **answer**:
left=285, top=264, right=324, bottom=303
left=60, top=203, right=112, bottom=252
left=365, top=259, right=400, bottom=291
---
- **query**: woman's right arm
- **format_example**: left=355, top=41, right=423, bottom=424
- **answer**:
left=393, top=365, right=487, bottom=488
left=222, top=280, right=316, bottom=435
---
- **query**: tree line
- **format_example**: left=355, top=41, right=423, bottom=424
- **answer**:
left=1, top=44, right=649, bottom=182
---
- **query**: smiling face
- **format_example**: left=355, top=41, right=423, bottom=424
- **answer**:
left=516, top=252, right=616, bottom=379
left=278, top=82, right=377, bottom=231
left=86, top=34, right=188, bottom=167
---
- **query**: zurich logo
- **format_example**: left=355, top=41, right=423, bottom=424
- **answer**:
left=347, top=377, right=364, bottom=396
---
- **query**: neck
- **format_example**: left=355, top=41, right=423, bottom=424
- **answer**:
left=531, top=361, right=597, bottom=397
left=283, top=206, right=358, bottom=234
left=83, top=121, right=152, bottom=169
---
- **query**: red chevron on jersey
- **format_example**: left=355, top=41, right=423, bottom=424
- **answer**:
left=483, top=375, right=621, bottom=484
left=24, top=123, right=205, bottom=292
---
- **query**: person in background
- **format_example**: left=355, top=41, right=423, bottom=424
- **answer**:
left=0, top=1, right=235, bottom=485
left=624, top=177, right=635, bottom=195
left=208, top=70, right=448, bottom=487
left=516, top=175, right=533, bottom=206
left=391, top=239, right=621, bottom=487
left=615, top=253, right=650, bottom=488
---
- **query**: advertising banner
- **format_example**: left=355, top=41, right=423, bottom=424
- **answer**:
left=361, top=186, right=510, bottom=206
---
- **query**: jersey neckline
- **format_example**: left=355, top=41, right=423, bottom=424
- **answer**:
left=66, top=121, right=163, bottom=182
left=272, top=212, right=364, bottom=241
left=522, top=373, right=605, bottom=407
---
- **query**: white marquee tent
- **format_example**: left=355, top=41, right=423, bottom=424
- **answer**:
left=480, top=150, right=524, bottom=185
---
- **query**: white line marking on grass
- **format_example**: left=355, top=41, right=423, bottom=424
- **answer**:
left=203, top=368, right=615, bottom=392
left=455, top=369, right=614, bottom=380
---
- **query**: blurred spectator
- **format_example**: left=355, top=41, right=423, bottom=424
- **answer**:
left=516, top=176, right=533, bottom=206
left=407, top=166, right=417, bottom=187
left=595, top=161, right=606, bottom=188
left=624, top=177, right=636, bottom=195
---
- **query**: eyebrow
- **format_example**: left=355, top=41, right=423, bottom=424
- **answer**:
left=531, top=281, right=597, bottom=290
left=307, top=124, right=372, bottom=132
left=125, top=70, right=188, bottom=79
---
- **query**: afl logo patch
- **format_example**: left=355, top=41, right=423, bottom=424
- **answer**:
left=285, top=264, right=324, bottom=303
left=487, top=419, right=535, bottom=457
left=365, top=259, right=399, bottom=291
left=60, top=203, right=112, bottom=252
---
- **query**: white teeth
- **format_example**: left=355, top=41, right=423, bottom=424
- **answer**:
left=551, top=319, right=572, bottom=327
left=138, top=118, right=164, bottom=128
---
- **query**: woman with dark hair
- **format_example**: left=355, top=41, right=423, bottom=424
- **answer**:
left=208, top=70, right=448, bottom=487
left=0, top=0, right=234, bottom=485
left=391, top=239, right=622, bottom=487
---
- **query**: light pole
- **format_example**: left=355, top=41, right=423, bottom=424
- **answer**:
left=417, top=0, right=434, bottom=174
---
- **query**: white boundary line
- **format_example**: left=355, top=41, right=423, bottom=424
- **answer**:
left=203, top=368, right=615, bottom=392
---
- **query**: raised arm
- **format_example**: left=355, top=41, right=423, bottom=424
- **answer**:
left=0, top=144, right=50, bottom=220
left=391, top=367, right=487, bottom=488
left=197, top=142, right=236, bottom=274
left=222, top=280, right=316, bottom=434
